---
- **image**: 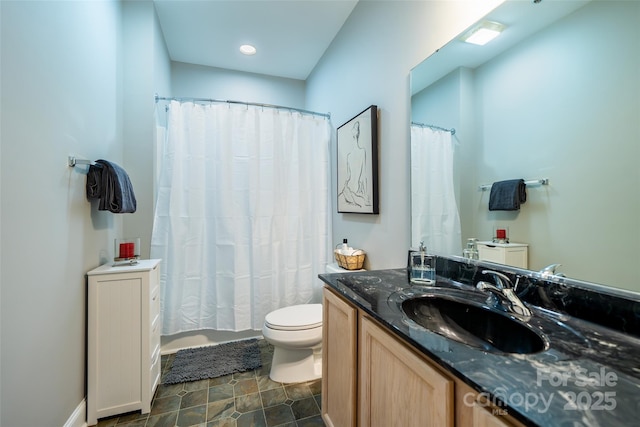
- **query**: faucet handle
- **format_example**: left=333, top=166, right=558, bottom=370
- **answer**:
left=540, top=263, right=565, bottom=278
left=480, top=270, right=513, bottom=289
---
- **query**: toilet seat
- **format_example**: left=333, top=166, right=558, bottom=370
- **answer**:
left=264, top=304, right=322, bottom=331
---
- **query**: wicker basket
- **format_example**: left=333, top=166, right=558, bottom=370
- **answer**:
left=334, top=249, right=366, bottom=270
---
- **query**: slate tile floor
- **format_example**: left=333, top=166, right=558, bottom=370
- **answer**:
left=96, top=339, right=325, bottom=427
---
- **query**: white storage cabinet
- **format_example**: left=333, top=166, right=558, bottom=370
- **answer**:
left=86, top=259, right=162, bottom=425
left=477, top=242, right=528, bottom=269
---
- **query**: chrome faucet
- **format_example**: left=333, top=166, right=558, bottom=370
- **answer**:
left=539, top=263, right=566, bottom=279
left=476, top=270, right=532, bottom=318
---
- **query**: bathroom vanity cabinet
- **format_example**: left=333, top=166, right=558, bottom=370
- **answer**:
left=322, top=288, right=358, bottom=427
left=359, top=315, right=453, bottom=426
left=86, top=259, right=162, bottom=426
left=473, top=405, right=514, bottom=427
left=322, top=287, right=524, bottom=427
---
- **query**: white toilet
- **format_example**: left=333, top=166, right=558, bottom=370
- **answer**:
left=262, top=303, right=323, bottom=383
left=262, top=262, right=364, bottom=383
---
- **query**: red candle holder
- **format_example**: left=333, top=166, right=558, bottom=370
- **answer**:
left=492, top=227, right=509, bottom=243
left=115, top=238, right=140, bottom=263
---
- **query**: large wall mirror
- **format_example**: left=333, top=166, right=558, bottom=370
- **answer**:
left=410, top=0, right=639, bottom=292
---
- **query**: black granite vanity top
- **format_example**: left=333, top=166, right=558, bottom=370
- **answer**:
left=319, top=257, right=640, bottom=427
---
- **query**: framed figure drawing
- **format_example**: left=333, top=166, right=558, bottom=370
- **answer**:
left=337, top=105, right=379, bottom=214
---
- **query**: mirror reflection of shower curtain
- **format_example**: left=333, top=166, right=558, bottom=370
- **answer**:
left=151, top=101, right=332, bottom=334
left=410, top=126, right=462, bottom=255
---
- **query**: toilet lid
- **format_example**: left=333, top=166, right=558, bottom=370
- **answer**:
left=265, top=304, right=323, bottom=331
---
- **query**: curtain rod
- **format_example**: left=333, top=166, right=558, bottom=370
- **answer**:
left=411, top=121, right=456, bottom=135
left=155, top=94, right=330, bottom=119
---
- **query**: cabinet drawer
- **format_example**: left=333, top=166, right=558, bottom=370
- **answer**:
left=151, top=314, right=161, bottom=360
left=477, top=243, right=528, bottom=269
left=150, top=347, right=161, bottom=394
left=478, top=245, right=503, bottom=263
left=150, top=285, right=160, bottom=323
left=150, top=264, right=160, bottom=295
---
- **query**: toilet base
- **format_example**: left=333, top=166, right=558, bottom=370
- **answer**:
left=269, top=345, right=322, bottom=384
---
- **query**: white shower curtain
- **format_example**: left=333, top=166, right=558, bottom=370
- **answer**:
left=151, top=101, right=332, bottom=334
left=410, top=126, right=462, bottom=255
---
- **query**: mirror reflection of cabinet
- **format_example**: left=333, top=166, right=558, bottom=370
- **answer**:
left=477, top=242, right=528, bottom=269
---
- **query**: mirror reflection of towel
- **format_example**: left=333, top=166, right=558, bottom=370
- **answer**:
left=489, top=179, right=526, bottom=211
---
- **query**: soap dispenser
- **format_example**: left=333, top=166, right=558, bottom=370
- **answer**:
left=409, top=241, right=435, bottom=284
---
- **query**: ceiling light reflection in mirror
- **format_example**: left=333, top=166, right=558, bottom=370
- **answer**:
left=460, top=21, right=506, bottom=46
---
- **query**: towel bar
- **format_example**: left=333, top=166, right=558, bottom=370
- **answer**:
left=479, top=178, right=549, bottom=191
left=68, top=156, right=97, bottom=167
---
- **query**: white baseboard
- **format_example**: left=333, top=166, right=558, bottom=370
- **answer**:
left=64, top=399, right=87, bottom=427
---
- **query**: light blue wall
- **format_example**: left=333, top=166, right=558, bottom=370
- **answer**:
left=0, top=1, right=172, bottom=425
left=411, top=1, right=640, bottom=289
left=170, top=62, right=306, bottom=109
left=1, top=1, right=124, bottom=426
left=305, top=0, right=500, bottom=269
left=122, top=0, right=172, bottom=258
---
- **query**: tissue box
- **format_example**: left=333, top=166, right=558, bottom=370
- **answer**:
left=334, top=249, right=366, bottom=270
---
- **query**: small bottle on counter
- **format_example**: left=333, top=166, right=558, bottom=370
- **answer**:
left=339, top=238, right=349, bottom=254
left=463, top=238, right=479, bottom=260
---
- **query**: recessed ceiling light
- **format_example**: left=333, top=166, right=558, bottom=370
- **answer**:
left=461, top=21, right=506, bottom=46
left=239, top=44, right=257, bottom=55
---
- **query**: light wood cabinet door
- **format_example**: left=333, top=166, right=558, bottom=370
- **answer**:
left=473, top=403, right=516, bottom=427
left=359, top=316, right=454, bottom=427
left=322, top=287, right=358, bottom=427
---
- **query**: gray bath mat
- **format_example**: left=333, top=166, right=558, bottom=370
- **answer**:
left=163, top=338, right=262, bottom=384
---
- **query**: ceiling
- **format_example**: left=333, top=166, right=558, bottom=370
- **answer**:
left=410, top=0, right=589, bottom=95
left=153, top=0, right=359, bottom=81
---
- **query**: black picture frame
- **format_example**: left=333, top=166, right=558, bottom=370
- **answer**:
left=337, top=105, right=379, bottom=214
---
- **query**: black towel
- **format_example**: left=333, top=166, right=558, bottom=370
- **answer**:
left=488, top=179, right=526, bottom=211
left=86, top=159, right=137, bottom=213
left=86, top=164, right=102, bottom=200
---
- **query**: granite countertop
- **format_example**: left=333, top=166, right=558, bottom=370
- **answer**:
left=319, top=267, right=640, bottom=427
